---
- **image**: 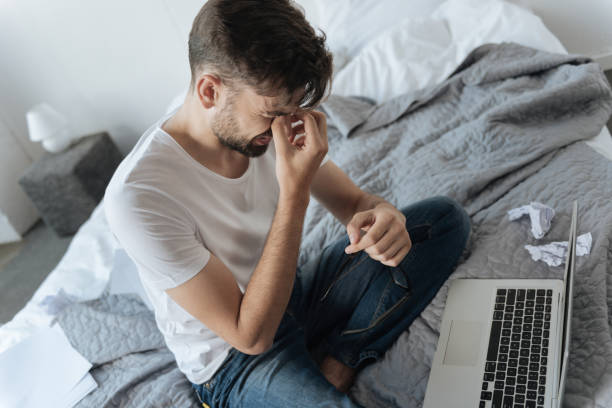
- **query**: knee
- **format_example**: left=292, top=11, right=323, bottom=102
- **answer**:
left=402, top=195, right=470, bottom=242
left=432, top=195, right=471, bottom=246
left=399, top=195, right=471, bottom=246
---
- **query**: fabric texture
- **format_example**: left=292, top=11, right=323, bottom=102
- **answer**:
left=56, top=43, right=612, bottom=407
left=55, top=294, right=194, bottom=407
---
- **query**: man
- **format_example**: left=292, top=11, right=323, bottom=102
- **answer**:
left=104, top=0, right=471, bottom=406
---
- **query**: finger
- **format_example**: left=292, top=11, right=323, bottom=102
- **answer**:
left=311, top=110, right=328, bottom=152
left=310, top=111, right=327, bottom=137
left=310, top=110, right=327, bottom=129
left=365, top=225, right=399, bottom=259
left=345, top=211, right=374, bottom=245
left=271, top=116, right=291, bottom=152
left=346, top=218, right=390, bottom=254
left=300, top=113, right=318, bottom=137
left=296, top=112, right=324, bottom=150
left=291, top=123, right=305, bottom=136
left=382, top=244, right=412, bottom=267
left=372, top=237, right=404, bottom=263
left=293, top=135, right=306, bottom=148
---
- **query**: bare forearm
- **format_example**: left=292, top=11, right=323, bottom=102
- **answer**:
left=236, top=193, right=309, bottom=353
left=352, top=192, right=393, bottom=218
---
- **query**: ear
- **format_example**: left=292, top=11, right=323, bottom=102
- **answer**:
left=195, top=74, right=222, bottom=109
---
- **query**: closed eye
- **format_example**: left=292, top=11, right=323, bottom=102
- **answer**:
left=264, top=110, right=291, bottom=117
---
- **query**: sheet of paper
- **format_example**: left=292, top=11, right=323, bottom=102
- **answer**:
left=53, top=372, right=98, bottom=408
left=0, top=323, right=92, bottom=408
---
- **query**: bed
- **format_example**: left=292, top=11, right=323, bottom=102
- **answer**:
left=2, top=0, right=612, bottom=407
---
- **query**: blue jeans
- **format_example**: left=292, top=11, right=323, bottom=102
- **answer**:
left=191, top=196, right=471, bottom=407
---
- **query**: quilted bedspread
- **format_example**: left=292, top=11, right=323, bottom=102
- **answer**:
left=56, top=43, right=612, bottom=407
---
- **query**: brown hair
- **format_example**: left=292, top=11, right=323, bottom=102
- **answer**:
left=188, top=0, right=333, bottom=108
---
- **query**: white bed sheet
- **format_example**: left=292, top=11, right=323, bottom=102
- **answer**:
left=586, top=127, right=612, bottom=161
left=1, top=0, right=611, bottom=356
left=0, top=202, right=118, bottom=353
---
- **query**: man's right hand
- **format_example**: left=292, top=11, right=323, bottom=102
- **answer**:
left=271, top=111, right=328, bottom=200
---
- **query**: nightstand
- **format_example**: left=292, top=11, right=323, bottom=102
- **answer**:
left=18, top=132, right=123, bottom=237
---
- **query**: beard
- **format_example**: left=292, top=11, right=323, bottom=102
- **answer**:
left=211, top=101, right=270, bottom=158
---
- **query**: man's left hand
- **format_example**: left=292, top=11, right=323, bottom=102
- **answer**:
left=344, top=203, right=412, bottom=267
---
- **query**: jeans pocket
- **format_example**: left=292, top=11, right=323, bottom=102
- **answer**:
left=319, top=252, right=364, bottom=302
left=340, top=266, right=412, bottom=336
left=192, top=382, right=212, bottom=408
left=407, top=223, right=431, bottom=244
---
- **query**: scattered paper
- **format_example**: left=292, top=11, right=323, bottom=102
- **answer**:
left=508, top=202, right=555, bottom=239
left=524, top=232, right=592, bottom=267
left=0, top=323, right=96, bottom=408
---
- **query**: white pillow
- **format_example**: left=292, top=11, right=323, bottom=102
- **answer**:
left=304, top=0, right=446, bottom=61
left=331, top=0, right=567, bottom=104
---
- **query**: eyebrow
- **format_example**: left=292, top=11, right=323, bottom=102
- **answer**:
left=263, top=110, right=293, bottom=117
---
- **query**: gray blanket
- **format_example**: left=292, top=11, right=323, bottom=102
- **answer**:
left=57, top=43, right=612, bottom=407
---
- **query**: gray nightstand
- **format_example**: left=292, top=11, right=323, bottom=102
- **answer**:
left=19, top=132, right=123, bottom=237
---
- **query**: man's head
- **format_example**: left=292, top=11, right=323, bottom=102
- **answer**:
left=187, top=0, right=333, bottom=157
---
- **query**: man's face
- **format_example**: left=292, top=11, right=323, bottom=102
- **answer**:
left=211, top=85, right=299, bottom=158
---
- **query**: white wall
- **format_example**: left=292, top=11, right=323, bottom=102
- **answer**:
left=0, top=116, right=38, bottom=243
left=509, top=0, right=612, bottom=69
left=0, top=0, right=206, bottom=157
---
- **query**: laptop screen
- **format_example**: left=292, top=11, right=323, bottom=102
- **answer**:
left=558, top=201, right=577, bottom=397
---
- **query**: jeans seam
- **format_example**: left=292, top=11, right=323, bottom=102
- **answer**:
left=319, top=252, right=363, bottom=302
left=391, top=267, right=411, bottom=290
left=202, top=349, right=236, bottom=393
left=339, top=251, right=417, bottom=337
left=340, top=292, right=411, bottom=336
left=194, top=386, right=205, bottom=405
left=371, top=278, right=393, bottom=324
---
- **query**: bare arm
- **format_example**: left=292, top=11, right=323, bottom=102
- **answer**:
left=166, top=112, right=327, bottom=355
left=165, top=193, right=309, bottom=355
left=353, top=192, right=394, bottom=215
left=234, top=193, right=309, bottom=352
left=310, top=159, right=394, bottom=227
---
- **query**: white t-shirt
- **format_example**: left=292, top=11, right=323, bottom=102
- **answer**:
left=103, top=108, right=330, bottom=384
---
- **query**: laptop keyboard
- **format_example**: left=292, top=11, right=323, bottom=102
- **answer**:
left=479, top=288, right=553, bottom=408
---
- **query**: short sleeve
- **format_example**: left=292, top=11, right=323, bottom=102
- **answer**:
left=104, top=186, right=210, bottom=291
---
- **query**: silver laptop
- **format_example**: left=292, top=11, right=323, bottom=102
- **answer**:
left=423, top=201, right=577, bottom=408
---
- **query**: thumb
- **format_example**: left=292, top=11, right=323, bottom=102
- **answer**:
left=346, top=211, right=374, bottom=244
left=271, top=116, right=291, bottom=153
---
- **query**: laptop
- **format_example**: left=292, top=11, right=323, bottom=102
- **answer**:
left=423, top=201, right=577, bottom=408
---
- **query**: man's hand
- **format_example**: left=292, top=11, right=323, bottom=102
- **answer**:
left=271, top=111, right=328, bottom=200
left=344, top=203, right=411, bottom=267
